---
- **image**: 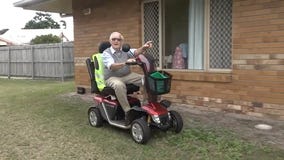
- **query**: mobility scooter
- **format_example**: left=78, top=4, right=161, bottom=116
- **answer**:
left=86, top=44, right=183, bottom=144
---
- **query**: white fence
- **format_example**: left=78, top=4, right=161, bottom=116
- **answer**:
left=0, top=42, right=74, bottom=81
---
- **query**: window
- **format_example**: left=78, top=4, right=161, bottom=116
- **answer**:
left=209, top=0, right=232, bottom=69
left=142, top=0, right=161, bottom=67
left=142, top=0, right=232, bottom=71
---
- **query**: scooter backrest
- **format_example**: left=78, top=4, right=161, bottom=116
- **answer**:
left=86, top=41, right=111, bottom=94
left=99, top=41, right=111, bottom=53
left=86, top=58, right=100, bottom=94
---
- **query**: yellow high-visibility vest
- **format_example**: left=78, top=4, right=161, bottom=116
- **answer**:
left=91, top=53, right=106, bottom=91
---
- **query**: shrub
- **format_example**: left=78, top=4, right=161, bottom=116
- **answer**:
left=30, top=34, right=61, bottom=44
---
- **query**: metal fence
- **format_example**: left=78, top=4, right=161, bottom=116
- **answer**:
left=0, top=42, right=74, bottom=81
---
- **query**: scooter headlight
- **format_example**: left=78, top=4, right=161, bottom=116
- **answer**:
left=151, top=115, right=160, bottom=124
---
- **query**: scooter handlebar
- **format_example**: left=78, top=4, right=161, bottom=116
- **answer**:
left=125, top=61, right=138, bottom=65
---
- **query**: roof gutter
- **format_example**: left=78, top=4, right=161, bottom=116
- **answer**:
left=14, top=0, right=49, bottom=8
left=14, top=0, right=73, bottom=15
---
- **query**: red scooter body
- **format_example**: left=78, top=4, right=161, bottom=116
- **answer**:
left=142, top=102, right=168, bottom=116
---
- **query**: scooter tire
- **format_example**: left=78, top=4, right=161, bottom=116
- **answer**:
left=170, top=110, right=183, bottom=133
left=131, top=118, right=151, bottom=144
left=88, top=107, right=103, bottom=127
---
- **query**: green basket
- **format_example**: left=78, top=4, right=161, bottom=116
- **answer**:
left=147, top=71, right=172, bottom=95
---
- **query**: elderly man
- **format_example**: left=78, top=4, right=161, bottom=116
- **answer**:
left=102, top=32, right=152, bottom=116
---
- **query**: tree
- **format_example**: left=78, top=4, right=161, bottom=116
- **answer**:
left=24, top=12, right=61, bottom=29
left=30, top=34, right=61, bottom=44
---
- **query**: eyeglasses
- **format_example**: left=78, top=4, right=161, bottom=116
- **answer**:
left=111, top=38, right=122, bottom=42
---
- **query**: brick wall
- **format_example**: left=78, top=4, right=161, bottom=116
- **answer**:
left=73, top=0, right=284, bottom=120
left=232, top=0, right=284, bottom=119
left=72, top=0, right=141, bottom=87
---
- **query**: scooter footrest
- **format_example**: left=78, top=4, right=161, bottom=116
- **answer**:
left=112, top=120, right=128, bottom=125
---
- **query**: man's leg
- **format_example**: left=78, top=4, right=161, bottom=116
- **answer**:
left=105, top=77, right=131, bottom=112
left=121, top=73, right=148, bottom=103
left=121, top=72, right=143, bottom=86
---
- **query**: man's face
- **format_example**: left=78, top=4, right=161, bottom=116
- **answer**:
left=110, top=33, right=123, bottom=50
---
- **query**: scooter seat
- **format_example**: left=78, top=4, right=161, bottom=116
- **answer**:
left=99, top=84, right=140, bottom=97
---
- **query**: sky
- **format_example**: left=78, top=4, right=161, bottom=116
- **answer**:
left=0, top=0, right=73, bottom=30
left=0, top=0, right=74, bottom=44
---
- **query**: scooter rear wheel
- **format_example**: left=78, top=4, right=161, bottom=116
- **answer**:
left=88, top=107, right=103, bottom=127
left=131, top=118, right=151, bottom=144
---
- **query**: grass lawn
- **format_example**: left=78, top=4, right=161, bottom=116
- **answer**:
left=0, top=79, right=283, bottom=160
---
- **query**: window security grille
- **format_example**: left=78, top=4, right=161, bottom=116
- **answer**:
left=209, top=0, right=232, bottom=69
left=143, top=0, right=160, bottom=67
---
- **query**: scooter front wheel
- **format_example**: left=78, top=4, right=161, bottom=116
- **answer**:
left=131, top=118, right=151, bottom=144
left=88, top=107, right=103, bottom=127
left=170, top=110, right=183, bottom=133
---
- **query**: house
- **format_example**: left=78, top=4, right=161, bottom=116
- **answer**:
left=15, top=0, right=284, bottom=120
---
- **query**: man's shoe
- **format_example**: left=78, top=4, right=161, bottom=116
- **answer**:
left=125, top=111, right=131, bottom=125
